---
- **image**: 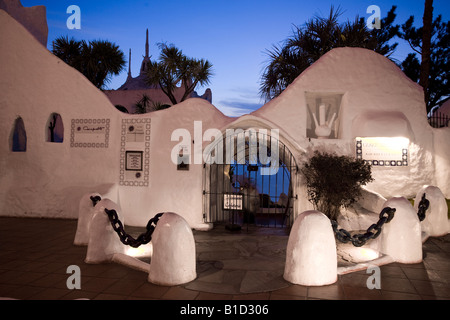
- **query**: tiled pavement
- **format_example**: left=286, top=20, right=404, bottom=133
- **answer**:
left=0, top=217, right=449, bottom=301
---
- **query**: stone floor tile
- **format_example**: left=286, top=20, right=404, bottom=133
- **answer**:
left=94, top=293, right=129, bottom=300
left=102, top=277, right=146, bottom=296
left=129, top=282, right=171, bottom=299
left=161, top=286, right=200, bottom=300
left=195, top=291, right=235, bottom=300
left=232, top=292, right=271, bottom=300
left=28, top=287, right=71, bottom=300
left=269, top=293, right=306, bottom=300
left=342, top=285, right=383, bottom=300
left=411, top=279, right=450, bottom=299
left=0, top=218, right=449, bottom=301
left=307, top=284, right=346, bottom=300
left=380, top=290, right=421, bottom=300
left=379, top=277, right=417, bottom=294
left=269, top=284, right=308, bottom=298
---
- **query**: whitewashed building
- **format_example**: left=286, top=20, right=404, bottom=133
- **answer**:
left=1, top=8, right=449, bottom=230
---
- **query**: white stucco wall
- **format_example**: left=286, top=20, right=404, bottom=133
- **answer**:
left=1, top=9, right=448, bottom=229
left=0, top=10, right=121, bottom=219
left=253, top=47, right=448, bottom=199
left=432, top=127, right=450, bottom=197
left=0, top=0, right=48, bottom=47
left=118, top=98, right=231, bottom=227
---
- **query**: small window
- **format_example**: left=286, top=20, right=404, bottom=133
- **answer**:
left=47, top=113, right=64, bottom=143
left=12, top=117, right=27, bottom=152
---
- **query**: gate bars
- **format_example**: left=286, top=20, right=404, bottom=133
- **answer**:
left=202, top=130, right=298, bottom=228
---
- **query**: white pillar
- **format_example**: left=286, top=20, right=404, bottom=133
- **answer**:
left=74, top=192, right=101, bottom=246
left=85, top=199, right=125, bottom=264
left=380, top=197, right=422, bottom=263
left=415, top=185, right=449, bottom=237
left=284, top=210, right=337, bottom=286
left=148, top=212, right=197, bottom=286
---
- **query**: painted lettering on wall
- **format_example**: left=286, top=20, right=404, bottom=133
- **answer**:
left=356, top=137, right=409, bottom=166
left=70, top=119, right=110, bottom=148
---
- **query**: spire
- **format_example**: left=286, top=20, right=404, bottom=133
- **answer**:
left=140, top=28, right=151, bottom=75
left=145, top=28, right=149, bottom=59
left=127, top=49, right=132, bottom=79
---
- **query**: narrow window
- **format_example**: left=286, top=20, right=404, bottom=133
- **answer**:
left=47, top=113, right=64, bottom=143
left=12, top=117, right=27, bottom=152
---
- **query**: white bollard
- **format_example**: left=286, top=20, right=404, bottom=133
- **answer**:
left=380, top=197, right=422, bottom=264
left=74, top=193, right=101, bottom=246
left=148, top=212, right=196, bottom=286
left=415, top=185, right=449, bottom=237
left=284, top=210, right=337, bottom=286
left=85, top=199, right=125, bottom=264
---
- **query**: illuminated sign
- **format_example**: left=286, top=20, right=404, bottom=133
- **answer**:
left=356, top=137, right=409, bottom=166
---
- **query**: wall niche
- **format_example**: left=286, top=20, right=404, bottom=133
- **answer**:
left=305, top=92, right=343, bottom=139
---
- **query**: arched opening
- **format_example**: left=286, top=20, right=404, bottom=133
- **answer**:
left=203, top=128, right=298, bottom=229
left=11, top=117, right=27, bottom=152
left=46, top=113, right=64, bottom=143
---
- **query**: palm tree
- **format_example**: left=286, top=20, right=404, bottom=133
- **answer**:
left=420, top=0, right=434, bottom=109
left=134, top=94, right=152, bottom=114
left=52, top=36, right=125, bottom=89
left=399, top=6, right=449, bottom=113
left=52, top=36, right=82, bottom=67
left=145, top=43, right=213, bottom=105
left=260, top=6, right=399, bottom=101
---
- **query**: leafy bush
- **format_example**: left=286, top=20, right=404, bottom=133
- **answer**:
left=301, top=151, right=374, bottom=221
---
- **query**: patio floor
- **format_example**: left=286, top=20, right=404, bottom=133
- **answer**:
left=0, top=217, right=449, bottom=301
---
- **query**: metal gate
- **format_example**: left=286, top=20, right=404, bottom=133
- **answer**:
left=203, top=129, right=297, bottom=228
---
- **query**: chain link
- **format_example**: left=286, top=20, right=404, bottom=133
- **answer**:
left=417, top=193, right=430, bottom=221
left=331, top=207, right=396, bottom=247
left=104, top=208, right=164, bottom=248
left=90, top=195, right=102, bottom=207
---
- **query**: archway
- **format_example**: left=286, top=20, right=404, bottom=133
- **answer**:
left=203, top=127, right=298, bottom=229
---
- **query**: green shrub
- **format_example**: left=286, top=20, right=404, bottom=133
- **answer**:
left=302, top=151, right=374, bottom=221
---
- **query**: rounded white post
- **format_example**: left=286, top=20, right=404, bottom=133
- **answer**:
left=380, top=197, right=422, bottom=263
left=284, top=210, right=337, bottom=286
left=74, top=192, right=101, bottom=246
left=148, top=212, right=196, bottom=286
left=415, top=185, right=449, bottom=237
left=85, top=199, right=125, bottom=264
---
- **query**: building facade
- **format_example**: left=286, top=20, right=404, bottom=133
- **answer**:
left=1, top=9, right=449, bottom=229
left=103, top=29, right=212, bottom=114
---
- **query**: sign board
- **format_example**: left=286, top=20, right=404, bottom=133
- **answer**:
left=70, top=119, right=110, bottom=148
left=356, top=137, right=409, bottom=166
left=223, top=194, right=243, bottom=210
left=125, top=151, right=143, bottom=171
left=119, top=118, right=151, bottom=186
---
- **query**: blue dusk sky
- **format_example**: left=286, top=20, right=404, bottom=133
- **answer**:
left=21, top=0, right=450, bottom=116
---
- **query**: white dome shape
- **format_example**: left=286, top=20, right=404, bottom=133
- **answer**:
left=284, top=210, right=337, bottom=286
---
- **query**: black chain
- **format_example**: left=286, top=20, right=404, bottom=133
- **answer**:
left=104, top=209, right=164, bottom=248
left=417, top=193, right=430, bottom=221
left=90, top=195, right=102, bottom=207
left=331, top=207, right=396, bottom=247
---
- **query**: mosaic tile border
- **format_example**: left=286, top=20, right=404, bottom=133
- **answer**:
left=356, top=139, right=408, bottom=166
left=119, top=118, right=151, bottom=187
left=70, top=119, right=110, bottom=148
